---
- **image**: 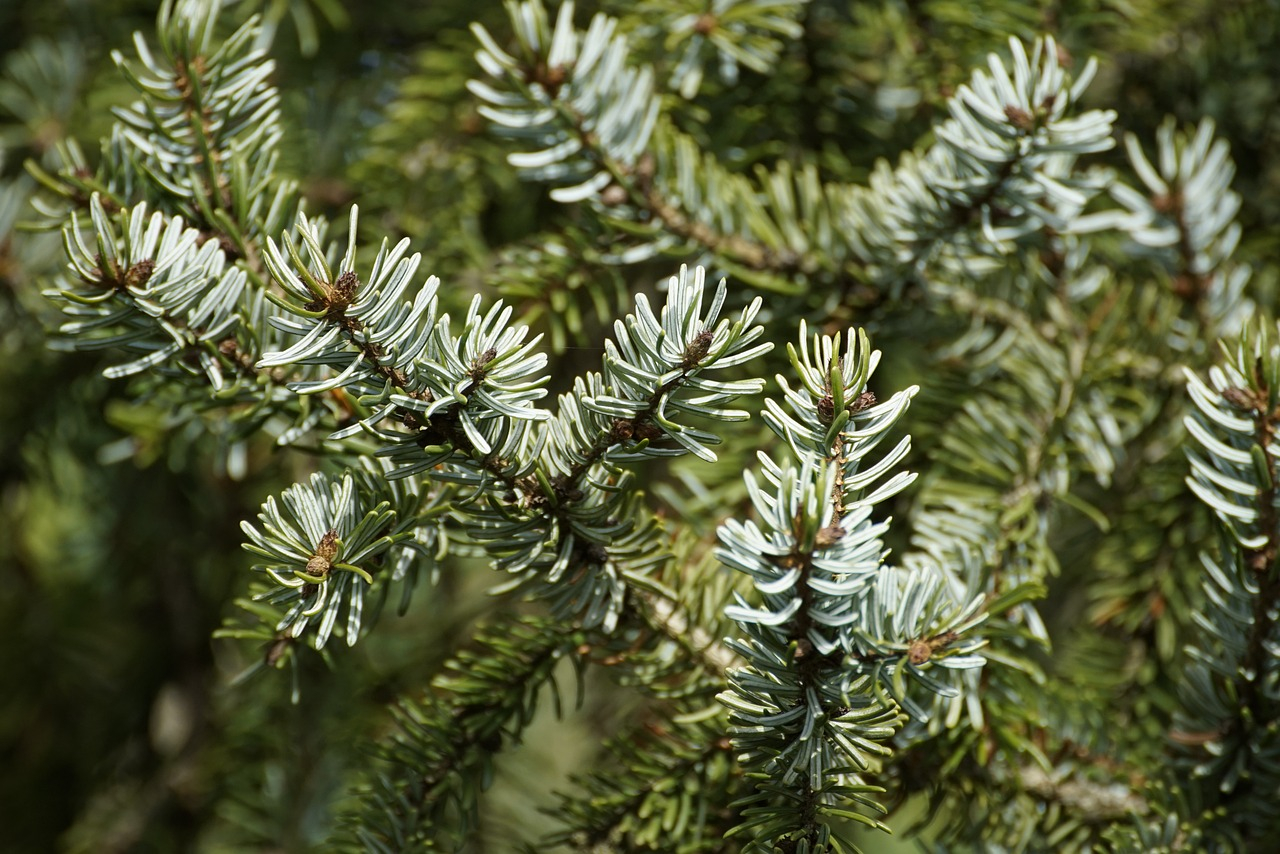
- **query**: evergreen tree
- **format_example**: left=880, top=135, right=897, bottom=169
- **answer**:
left=3, top=0, right=1279, bottom=850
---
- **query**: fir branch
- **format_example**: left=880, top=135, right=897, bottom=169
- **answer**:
left=842, top=36, right=1115, bottom=291
left=259, top=205, right=548, bottom=484
left=1174, top=323, right=1280, bottom=838
left=1112, top=118, right=1251, bottom=332
left=881, top=233, right=1166, bottom=839
left=470, top=0, right=863, bottom=294
left=226, top=465, right=434, bottom=654
left=468, top=0, right=659, bottom=204
left=49, top=193, right=254, bottom=388
left=1018, top=763, right=1148, bottom=822
left=618, top=0, right=810, bottom=100
left=109, top=1, right=289, bottom=250
left=469, top=264, right=768, bottom=630
left=264, top=228, right=769, bottom=636
left=544, top=711, right=741, bottom=851
left=638, top=588, right=739, bottom=677
left=28, top=0, right=299, bottom=296
left=22, top=1, right=1280, bottom=849
left=341, top=615, right=586, bottom=850
left=717, top=323, right=988, bottom=850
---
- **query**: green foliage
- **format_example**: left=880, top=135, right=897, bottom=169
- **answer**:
left=5, top=0, right=1280, bottom=851
left=342, top=614, right=588, bottom=851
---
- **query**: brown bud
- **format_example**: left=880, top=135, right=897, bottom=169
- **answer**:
left=265, top=636, right=293, bottom=667
left=125, top=259, right=156, bottom=289
left=304, top=530, right=339, bottom=578
left=315, top=529, right=339, bottom=560
left=600, top=183, right=628, bottom=206
left=908, top=640, right=931, bottom=665
left=331, top=270, right=360, bottom=305
left=1152, top=191, right=1181, bottom=215
left=683, top=330, right=714, bottom=367
left=817, top=394, right=835, bottom=425
left=815, top=525, right=846, bottom=547
left=1005, top=105, right=1034, bottom=131
left=1221, top=387, right=1258, bottom=411
left=793, top=637, right=813, bottom=661
left=469, top=347, right=499, bottom=382
left=633, top=420, right=663, bottom=442
left=543, top=63, right=568, bottom=93
left=850, top=391, right=877, bottom=413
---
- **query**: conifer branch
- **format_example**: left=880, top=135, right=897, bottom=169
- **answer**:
left=21, top=1, right=1276, bottom=849
left=545, top=711, right=741, bottom=850
left=1175, top=323, right=1280, bottom=840
left=49, top=193, right=253, bottom=388
left=342, top=615, right=585, bottom=850
left=1113, top=118, right=1250, bottom=332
